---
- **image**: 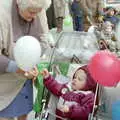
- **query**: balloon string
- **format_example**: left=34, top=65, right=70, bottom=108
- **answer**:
left=114, top=81, right=118, bottom=87
left=41, top=32, right=63, bottom=101
left=47, top=32, right=64, bottom=71
left=38, top=32, right=64, bottom=119
left=90, top=83, right=99, bottom=120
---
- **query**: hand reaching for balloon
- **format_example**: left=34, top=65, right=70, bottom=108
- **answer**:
left=60, top=105, right=69, bottom=113
left=40, top=69, right=50, bottom=78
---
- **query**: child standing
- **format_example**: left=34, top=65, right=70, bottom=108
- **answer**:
left=41, top=65, right=96, bottom=120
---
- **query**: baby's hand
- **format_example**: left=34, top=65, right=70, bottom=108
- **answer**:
left=40, top=69, right=50, bottom=78
left=60, top=105, right=69, bottom=113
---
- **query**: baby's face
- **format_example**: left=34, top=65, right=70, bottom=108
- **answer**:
left=72, top=69, right=87, bottom=91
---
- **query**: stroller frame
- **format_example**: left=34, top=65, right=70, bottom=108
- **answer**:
left=35, top=31, right=112, bottom=120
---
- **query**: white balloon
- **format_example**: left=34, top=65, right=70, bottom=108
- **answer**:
left=14, top=36, right=41, bottom=71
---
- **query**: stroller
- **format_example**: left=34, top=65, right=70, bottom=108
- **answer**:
left=34, top=31, right=120, bottom=120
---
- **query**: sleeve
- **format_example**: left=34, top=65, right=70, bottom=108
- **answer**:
left=97, top=0, right=104, bottom=15
left=38, top=9, right=55, bottom=48
left=63, top=93, right=94, bottom=119
left=0, top=21, right=10, bottom=72
left=6, top=60, right=18, bottom=73
left=0, top=58, right=26, bottom=81
left=44, top=75, right=67, bottom=97
left=0, top=21, right=18, bottom=73
left=80, top=0, right=91, bottom=16
left=0, top=55, right=10, bottom=73
left=0, top=9, right=27, bottom=83
left=54, top=0, right=66, bottom=8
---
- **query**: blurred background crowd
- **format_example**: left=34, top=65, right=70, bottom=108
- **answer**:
left=46, top=0, right=120, bottom=32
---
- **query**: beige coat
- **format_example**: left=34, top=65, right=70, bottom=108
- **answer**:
left=80, top=0, right=103, bottom=16
left=78, top=0, right=104, bottom=31
left=53, top=0, right=66, bottom=18
left=0, top=0, right=49, bottom=111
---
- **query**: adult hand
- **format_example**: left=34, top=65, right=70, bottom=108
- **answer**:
left=16, top=66, right=39, bottom=83
left=26, top=66, right=39, bottom=83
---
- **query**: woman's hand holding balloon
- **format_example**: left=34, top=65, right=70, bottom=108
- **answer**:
left=24, top=66, right=39, bottom=83
left=16, top=66, right=39, bottom=83
left=29, top=66, right=39, bottom=83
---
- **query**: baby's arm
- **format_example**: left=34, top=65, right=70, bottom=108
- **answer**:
left=42, top=69, right=67, bottom=97
left=60, top=93, right=94, bottom=119
left=69, top=93, right=94, bottom=119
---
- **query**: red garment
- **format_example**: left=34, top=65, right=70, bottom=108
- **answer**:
left=44, top=65, right=96, bottom=120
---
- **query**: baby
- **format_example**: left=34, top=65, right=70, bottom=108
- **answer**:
left=41, top=65, right=96, bottom=120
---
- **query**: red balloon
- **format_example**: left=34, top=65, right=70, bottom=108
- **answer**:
left=88, top=50, right=120, bottom=87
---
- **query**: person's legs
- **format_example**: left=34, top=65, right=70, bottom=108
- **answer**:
left=77, top=17, right=84, bottom=31
left=74, top=16, right=79, bottom=31
left=17, top=115, right=27, bottom=120
left=72, top=16, right=76, bottom=31
left=75, top=16, right=84, bottom=31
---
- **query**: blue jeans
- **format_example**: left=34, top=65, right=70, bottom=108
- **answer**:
left=73, top=16, right=84, bottom=31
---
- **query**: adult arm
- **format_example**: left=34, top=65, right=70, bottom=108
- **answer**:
left=0, top=19, right=26, bottom=79
left=0, top=22, right=18, bottom=73
left=38, top=9, right=55, bottom=48
left=79, top=0, right=91, bottom=16
left=97, top=0, right=104, bottom=16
